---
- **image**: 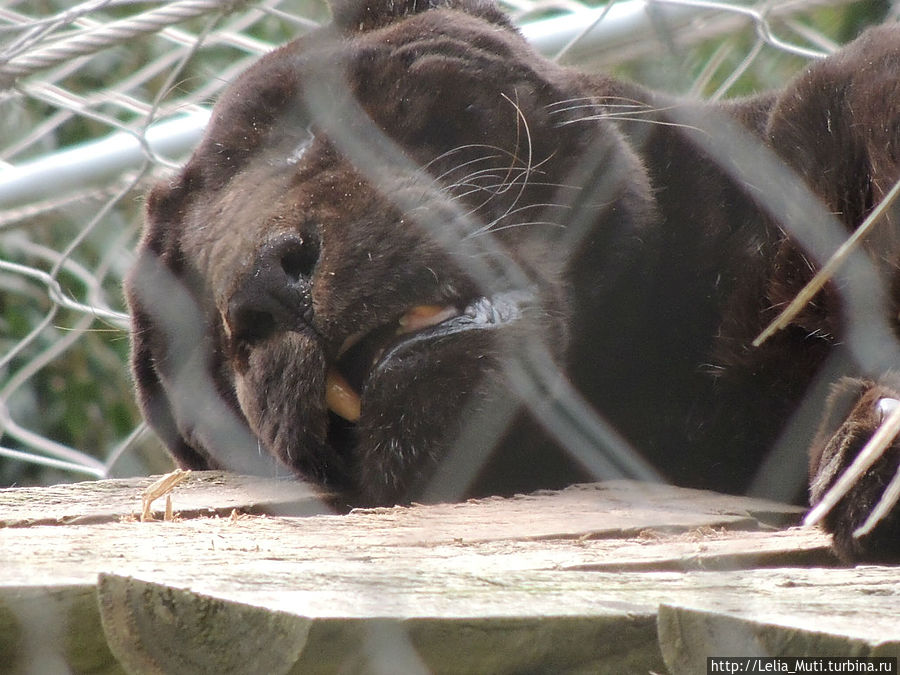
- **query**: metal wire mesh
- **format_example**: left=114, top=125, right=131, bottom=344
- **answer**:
left=0, top=0, right=896, bottom=489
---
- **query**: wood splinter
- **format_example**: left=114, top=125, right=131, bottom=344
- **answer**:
left=140, top=469, right=191, bottom=522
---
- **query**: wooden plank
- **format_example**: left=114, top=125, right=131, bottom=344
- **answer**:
left=95, top=576, right=666, bottom=674
left=97, top=574, right=312, bottom=675
left=659, top=602, right=900, bottom=675
left=0, top=471, right=329, bottom=527
left=0, top=516, right=836, bottom=607
left=0, top=584, right=122, bottom=675
left=1, top=473, right=896, bottom=673
left=0, top=473, right=803, bottom=533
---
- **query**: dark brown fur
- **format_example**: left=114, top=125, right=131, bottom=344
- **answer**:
left=125, top=0, right=900, bottom=561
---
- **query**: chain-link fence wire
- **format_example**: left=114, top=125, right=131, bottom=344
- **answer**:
left=0, top=0, right=897, bottom=499
left=2, top=0, right=900, bottom=671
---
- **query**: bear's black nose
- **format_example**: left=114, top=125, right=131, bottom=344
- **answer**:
left=225, top=232, right=318, bottom=343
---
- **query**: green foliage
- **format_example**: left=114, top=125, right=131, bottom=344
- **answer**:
left=612, top=0, right=891, bottom=97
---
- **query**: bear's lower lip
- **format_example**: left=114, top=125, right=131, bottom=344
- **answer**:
left=325, top=290, right=534, bottom=422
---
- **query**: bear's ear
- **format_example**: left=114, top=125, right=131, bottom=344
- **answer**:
left=330, top=0, right=511, bottom=33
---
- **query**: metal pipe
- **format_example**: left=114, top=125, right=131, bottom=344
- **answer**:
left=0, top=109, right=210, bottom=209
left=0, top=0, right=840, bottom=209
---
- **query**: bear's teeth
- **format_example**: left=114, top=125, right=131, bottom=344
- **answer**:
left=337, top=329, right=367, bottom=358
left=397, top=305, right=458, bottom=334
left=336, top=305, right=456, bottom=358
left=326, top=369, right=361, bottom=422
left=328, top=305, right=457, bottom=422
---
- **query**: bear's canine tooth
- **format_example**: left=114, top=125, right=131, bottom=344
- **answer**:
left=326, top=369, right=361, bottom=422
left=397, top=305, right=458, bottom=334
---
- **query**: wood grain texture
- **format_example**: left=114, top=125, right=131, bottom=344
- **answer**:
left=1, top=473, right=897, bottom=673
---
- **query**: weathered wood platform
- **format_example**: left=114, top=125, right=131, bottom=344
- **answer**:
left=1, top=472, right=898, bottom=674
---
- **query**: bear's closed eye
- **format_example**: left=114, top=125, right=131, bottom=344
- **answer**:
left=125, top=0, right=900, bottom=562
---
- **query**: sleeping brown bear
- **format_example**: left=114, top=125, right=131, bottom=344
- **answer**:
left=125, top=0, right=900, bottom=562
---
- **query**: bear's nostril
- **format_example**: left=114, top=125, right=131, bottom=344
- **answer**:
left=280, top=241, right=318, bottom=283
left=225, top=233, right=318, bottom=344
